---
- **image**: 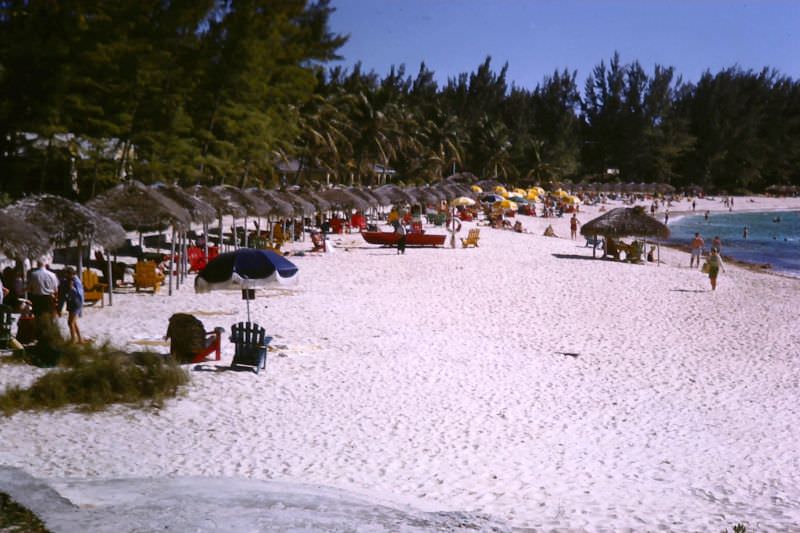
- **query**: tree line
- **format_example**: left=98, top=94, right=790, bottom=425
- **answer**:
left=1, top=1, right=798, bottom=201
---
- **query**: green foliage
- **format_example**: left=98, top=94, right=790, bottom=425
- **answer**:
left=0, top=492, right=51, bottom=533
left=0, top=321, right=189, bottom=416
left=2, top=2, right=799, bottom=196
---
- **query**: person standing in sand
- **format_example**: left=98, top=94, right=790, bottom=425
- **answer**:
left=395, top=221, right=407, bottom=255
left=689, top=233, right=704, bottom=269
left=569, top=213, right=580, bottom=240
left=712, top=235, right=722, bottom=253
left=707, top=247, right=726, bottom=291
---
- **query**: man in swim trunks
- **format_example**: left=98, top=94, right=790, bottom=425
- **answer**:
left=689, top=232, right=704, bottom=269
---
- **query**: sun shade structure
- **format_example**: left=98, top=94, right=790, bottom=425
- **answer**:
left=320, top=188, right=369, bottom=211
left=152, top=184, right=216, bottom=224
left=4, top=194, right=126, bottom=250
left=195, top=248, right=299, bottom=321
left=88, top=180, right=191, bottom=232
left=0, top=210, right=51, bottom=259
left=580, top=206, right=670, bottom=240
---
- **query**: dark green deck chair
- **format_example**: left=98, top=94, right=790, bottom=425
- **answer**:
left=229, top=322, right=272, bottom=374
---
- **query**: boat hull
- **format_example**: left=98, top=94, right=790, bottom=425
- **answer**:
left=361, top=231, right=447, bottom=247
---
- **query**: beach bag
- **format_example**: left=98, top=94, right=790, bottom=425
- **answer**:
left=701, top=261, right=710, bottom=274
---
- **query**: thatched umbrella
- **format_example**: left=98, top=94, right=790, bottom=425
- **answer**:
left=320, top=188, right=369, bottom=212
left=245, top=189, right=299, bottom=247
left=151, top=184, right=218, bottom=285
left=0, top=210, right=51, bottom=261
left=581, top=206, right=670, bottom=260
left=185, top=184, right=245, bottom=252
left=4, top=194, right=128, bottom=304
left=299, top=190, right=331, bottom=212
left=211, top=185, right=272, bottom=248
left=375, top=184, right=415, bottom=206
left=4, top=194, right=126, bottom=253
left=89, top=181, right=191, bottom=296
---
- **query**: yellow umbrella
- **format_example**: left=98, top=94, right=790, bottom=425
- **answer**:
left=564, top=195, right=581, bottom=204
left=451, top=196, right=476, bottom=207
left=494, top=185, right=509, bottom=198
left=495, top=199, right=518, bottom=210
left=512, top=188, right=527, bottom=197
left=526, top=191, right=540, bottom=201
left=470, top=185, right=483, bottom=193
left=530, top=186, right=545, bottom=196
left=554, top=189, right=569, bottom=198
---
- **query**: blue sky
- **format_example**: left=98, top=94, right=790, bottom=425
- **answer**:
left=328, top=0, right=799, bottom=90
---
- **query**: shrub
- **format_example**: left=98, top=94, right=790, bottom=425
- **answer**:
left=0, top=322, right=189, bottom=415
left=0, top=491, right=51, bottom=532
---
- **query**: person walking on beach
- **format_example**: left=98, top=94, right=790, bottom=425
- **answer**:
left=692, top=199, right=696, bottom=211
left=395, top=220, right=407, bottom=255
left=707, top=247, right=725, bottom=291
left=712, top=235, right=722, bottom=253
left=664, top=209, right=670, bottom=225
left=569, top=213, right=580, bottom=240
left=689, top=233, right=704, bottom=269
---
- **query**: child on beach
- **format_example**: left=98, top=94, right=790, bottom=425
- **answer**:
left=706, top=248, right=725, bottom=291
left=58, top=268, right=84, bottom=343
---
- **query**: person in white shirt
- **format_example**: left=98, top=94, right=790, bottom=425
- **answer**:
left=28, top=261, right=59, bottom=317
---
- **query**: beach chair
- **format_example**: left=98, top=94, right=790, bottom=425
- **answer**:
left=461, top=228, right=480, bottom=248
left=229, top=322, right=272, bottom=374
left=133, top=261, right=165, bottom=293
left=81, top=269, right=108, bottom=307
left=585, top=235, right=604, bottom=248
left=165, top=313, right=224, bottom=364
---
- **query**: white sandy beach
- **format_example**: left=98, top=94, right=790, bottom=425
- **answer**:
left=2, top=195, right=800, bottom=531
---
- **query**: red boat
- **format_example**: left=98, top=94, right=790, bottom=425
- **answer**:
left=361, top=231, right=447, bottom=247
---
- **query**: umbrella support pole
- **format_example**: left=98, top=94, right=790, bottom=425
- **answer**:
left=106, top=250, right=113, bottom=306
left=168, top=227, right=176, bottom=296
left=243, top=216, right=249, bottom=248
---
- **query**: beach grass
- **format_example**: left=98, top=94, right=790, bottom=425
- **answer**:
left=0, top=320, right=189, bottom=416
left=0, top=491, right=52, bottom=532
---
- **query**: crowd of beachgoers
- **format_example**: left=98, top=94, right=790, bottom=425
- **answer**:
left=2, top=191, right=800, bottom=530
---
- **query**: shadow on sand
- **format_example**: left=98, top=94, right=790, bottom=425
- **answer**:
left=552, top=253, right=600, bottom=261
left=669, top=288, right=707, bottom=293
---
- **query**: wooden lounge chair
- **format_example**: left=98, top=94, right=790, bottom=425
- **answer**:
left=230, top=322, right=272, bottom=374
left=133, top=261, right=165, bottom=293
left=165, top=313, right=224, bottom=364
left=81, top=269, right=108, bottom=307
left=461, top=228, right=480, bottom=248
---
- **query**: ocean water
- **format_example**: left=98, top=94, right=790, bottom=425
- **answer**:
left=667, top=210, right=800, bottom=277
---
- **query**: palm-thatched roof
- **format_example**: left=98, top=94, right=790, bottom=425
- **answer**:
left=0, top=210, right=51, bottom=259
left=319, top=188, right=369, bottom=211
left=212, top=185, right=272, bottom=218
left=279, top=190, right=317, bottom=215
left=298, top=190, right=331, bottom=212
left=580, top=206, right=670, bottom=239
left=249, top=189, right=295, bottom=217
left=374, top=184, right=415, bottom=206
left=185, top=184, right=246, bottom=218
left=88, top=180, right=191, bottom=232
left=151, top=184, right=216, bottom=224
left=4, top=194, right=126, bottom=249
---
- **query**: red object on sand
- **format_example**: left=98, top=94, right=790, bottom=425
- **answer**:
left=361, top=231, right=446, bottom=247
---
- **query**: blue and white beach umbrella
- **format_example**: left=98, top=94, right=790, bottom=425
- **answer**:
left=195, top=248, right=299, bottom=320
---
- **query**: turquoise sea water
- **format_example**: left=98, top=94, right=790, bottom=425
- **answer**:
left=667, top=210, right=800, bottom=277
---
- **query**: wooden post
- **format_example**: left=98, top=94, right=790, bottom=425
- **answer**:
left=168, top=226, right=176, bottom=296
left=106, top=250, right=113, bottom=306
